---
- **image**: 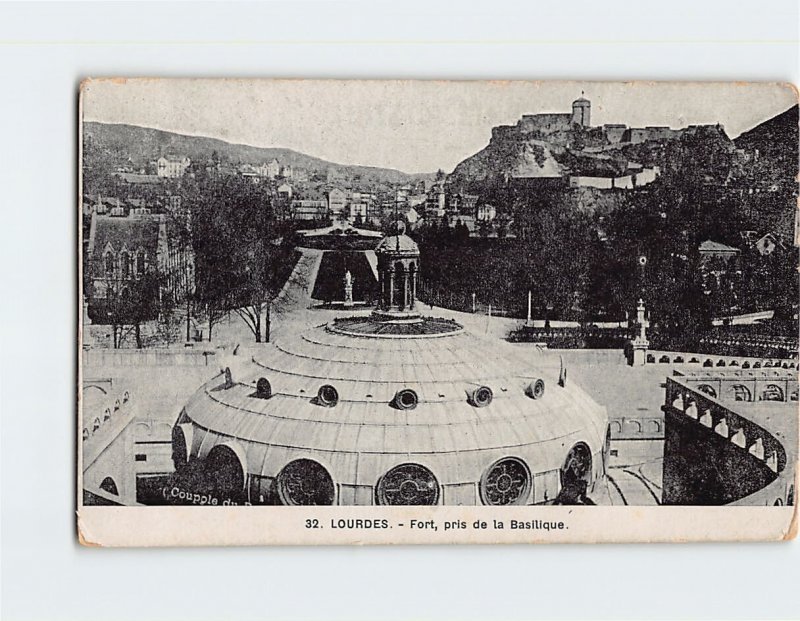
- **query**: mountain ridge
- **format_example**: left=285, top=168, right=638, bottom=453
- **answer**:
left=83, top=121, right=434, bottom=183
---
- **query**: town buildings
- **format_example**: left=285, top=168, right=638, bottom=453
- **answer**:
left=156, top=155, right=191, bottom=178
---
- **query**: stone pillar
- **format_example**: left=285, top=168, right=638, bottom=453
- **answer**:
left=402, top=267, right=408, bottom=310
left=410, top=270, right=417, bottom=310
left=388, top=266, right=395, bottom=308
left=377, top=269, right=384, bottom=310
left=526, top=290, right=532, bottom=326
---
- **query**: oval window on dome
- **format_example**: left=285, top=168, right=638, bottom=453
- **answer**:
left=277, top=459, right=336, bottom=506
left=480, top=457, right=531, bottom=506
left=377, top=463, right=439, bottom=506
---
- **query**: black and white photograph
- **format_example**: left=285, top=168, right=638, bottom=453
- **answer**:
left=4, top=2, right=800, bottom=620
left=77, top=79, right=798, bottom=544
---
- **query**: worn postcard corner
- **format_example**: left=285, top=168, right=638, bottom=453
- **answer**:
left=78, top=79, right=798, bottom=547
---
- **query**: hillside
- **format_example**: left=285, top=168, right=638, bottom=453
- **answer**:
left=449, top=137, right=565, bottom=186
left=735, top=104, right=798, bottom=156
left=734, top=104, right=799, bottom=185
left=82, top=122, right=432, bottom=185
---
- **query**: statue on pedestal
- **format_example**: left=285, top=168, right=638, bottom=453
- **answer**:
left=343, top=269, right=354, bottom=307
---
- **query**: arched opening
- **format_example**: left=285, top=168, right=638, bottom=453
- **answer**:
left=761, top=384, right=784, bottom=402
left=171, top=424, right=192, bottom=471
left=555, top=443, right=594, bottom=505
left=136, top=250, right=146, bottom=276
left=377, top=463, right=439, bottom=506
left=698, top=384, right=717, bottom=398
left=204, top=444, right=246, bottom=498
left=394, top=261, right=407, bottom=309
left=99, top=476, right=119, bottom=496
left=104, top=251, right=115, bottom=277
left=120, top=251, right=130, bottom=279
left=480, top=457, right=531, bottom=506
left=561, top=443, right=593, bottom=487
left=728, top=384, right=752, bottom=402
left=277, top=459, right=336, bottom=506
left=625, top=419, right=642, bottom=434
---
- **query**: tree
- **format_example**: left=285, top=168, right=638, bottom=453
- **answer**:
left=188, top=174, right=302, bottom=343
left=103, top=271, right=162, bottom=348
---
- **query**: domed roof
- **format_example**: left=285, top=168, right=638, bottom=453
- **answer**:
left=573, top=96, right=590, bottom=105
left=375, top=233, right=419, bottom=255
left=179, top=317, right=607, bottom=505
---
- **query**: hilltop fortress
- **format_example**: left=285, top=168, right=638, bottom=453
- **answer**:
left=450, top=95, right=731, bottom=185
left=491, top=95, right=726, bottom=149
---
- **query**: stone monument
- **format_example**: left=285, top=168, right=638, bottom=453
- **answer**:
left=631, top=298, right=650, bottom=366
left=343, top=269, right=354, bottom=307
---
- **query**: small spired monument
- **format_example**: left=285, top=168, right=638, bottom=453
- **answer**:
left=343, top=269, right=354, bottom=308
left=631, top=298, right=650, bottom=366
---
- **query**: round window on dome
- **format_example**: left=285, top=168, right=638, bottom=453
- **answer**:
left=277, top=459, right=336, bottom=506
left=394, top=388, right=419, bottom=410
left=470, top=386, right=493, bottom=407
left=317, top=384, right=339, bottom=407
left=480, top=457, right=531, bottom=506
left=526, top=378, right=545, bottom=400
left=377, top=463, right=439, bottom=505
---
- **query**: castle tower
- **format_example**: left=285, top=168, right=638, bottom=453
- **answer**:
left=374, top=222, right=420, bottom=319
left=572, top=93, right=591, bottom=127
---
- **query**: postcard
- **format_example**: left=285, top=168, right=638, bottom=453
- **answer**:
left=78, top=79, right=798, bottom=545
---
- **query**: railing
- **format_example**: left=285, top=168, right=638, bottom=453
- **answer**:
left=82, top=387, right=136, bottom=469
left=83, top=348, right=217, bottom=367
left=508, top=326, right=634, bottom=348
left=663, top=376, right=791, bottom=505
left=646, top=351, right=797, bottom=370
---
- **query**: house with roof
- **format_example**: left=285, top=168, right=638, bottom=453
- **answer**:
left=85, top=211, right=194, bottom=325
left=276, top=183, right=293, bottom=202
left=698, top=240, right=741, bottom=293
left=266, top=158, right=281, bottom=179
left=756, top=233, right=784, bottom=256
left=156, top=156, right=191, bottom=178
left=327, top=188, right=347, bottom=218
left=699, top=240, right=741, bottom=263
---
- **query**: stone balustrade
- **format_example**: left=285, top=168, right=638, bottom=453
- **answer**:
left=663, top=376, right=794, bottom=506
left=646, top=350, right=797, bottom=371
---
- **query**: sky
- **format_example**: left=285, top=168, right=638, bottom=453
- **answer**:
left=82, top=79, right=798, bottom=174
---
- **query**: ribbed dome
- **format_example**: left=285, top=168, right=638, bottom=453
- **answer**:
left=176, top=317, right=608, bottom=506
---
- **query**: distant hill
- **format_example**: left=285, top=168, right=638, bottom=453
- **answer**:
left=735, top=104, right=798, bottom=155
left=82, top=122, right=432, bottom=185
left=734, top=104, right=798, bottom=182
